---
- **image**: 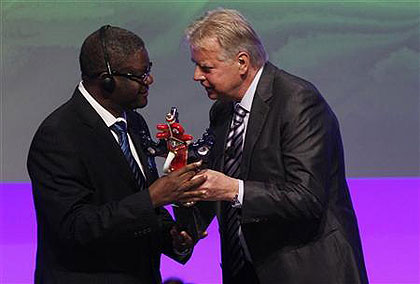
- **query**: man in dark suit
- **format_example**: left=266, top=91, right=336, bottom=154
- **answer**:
left=27, top=25, right=206, bottom=284
left=183, top=9, right=368, bottom=284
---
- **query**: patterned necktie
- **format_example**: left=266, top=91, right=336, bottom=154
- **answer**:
left=223, top=104, right=247, bottom=276
left=110, top=121, right=146, bottom=190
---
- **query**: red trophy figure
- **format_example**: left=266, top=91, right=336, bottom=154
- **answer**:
left=156, top=107, right=214, bottom=235
left=156, top=107, right=193, bottom=173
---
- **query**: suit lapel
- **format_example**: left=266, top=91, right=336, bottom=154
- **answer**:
left=241, top=63, right=276, bottom=178
left=71, top=90, right=142, bottom=191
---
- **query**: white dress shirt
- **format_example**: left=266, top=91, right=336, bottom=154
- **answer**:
left=227, top=66, right=264, bottom=262
left=234, top=67, right=264, bottom=205
left=78, top=82, right=146, bottom=178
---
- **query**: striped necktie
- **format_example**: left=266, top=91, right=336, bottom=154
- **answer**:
left=110, top=121, right=146, bottom=190
left=223, top=104, right=247, bottom=277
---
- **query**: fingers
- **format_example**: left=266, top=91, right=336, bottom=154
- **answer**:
left=170, top=227, right=184, bottom=244
left=179, top=231, right=193, bottom=246
left=176, top=169, right=203, bottom=188
left=179, top=188, right=208, bottom=203
left=199, top=231, right=208, bottom=239
left=192, top=169, right=208, bottom=180
left=181, top=175, right=207, bottom=191
left=171, top=227, right=193, bottom=249
left=197, top=169, right=209, bottom=175
left=178, top=176, right=208, bottom=202
left=170, top=161, right=202, bottom=177
left=178, top=170, right=197, bottom=183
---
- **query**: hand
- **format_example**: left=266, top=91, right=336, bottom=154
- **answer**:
left=189, top=169, right=239, bottom=202
left=170, top=226, right=194, bottom=254
left=149, top=161, right=207, bottom=207
left=198, top=230, right=208, bottom=240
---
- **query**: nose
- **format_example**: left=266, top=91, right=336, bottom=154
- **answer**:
left=145, top=74, right=154, bottom=85
left=193, top=66, right=205, bottom=81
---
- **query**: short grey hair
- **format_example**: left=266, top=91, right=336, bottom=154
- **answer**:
left=185, top=8, right=267, bottom=67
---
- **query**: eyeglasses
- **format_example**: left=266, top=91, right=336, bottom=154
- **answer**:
left=111, top=62, right=152, bottom=84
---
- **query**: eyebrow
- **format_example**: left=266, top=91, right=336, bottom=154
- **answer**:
left=191, top=60, right=213, bottom=69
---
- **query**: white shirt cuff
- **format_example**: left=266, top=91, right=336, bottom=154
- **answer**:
left=232, top=180, right=244, bottom=208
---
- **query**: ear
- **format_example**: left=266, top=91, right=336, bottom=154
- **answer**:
left=236, top=51, right=250, bottom=75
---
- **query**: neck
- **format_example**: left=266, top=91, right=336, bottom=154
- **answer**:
left=83, top=80, right=123, bottom=118
left=235, top=66, right=259, bottom=101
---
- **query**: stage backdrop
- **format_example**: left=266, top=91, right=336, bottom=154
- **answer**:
left=1, top=1, right=419, bottom=284
left=1, top=1, right=419, bottom=180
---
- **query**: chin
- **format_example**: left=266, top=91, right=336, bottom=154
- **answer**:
left=126, top=99, right=147, bottom=110
left=138, top=94, right=148, bottom=108
left=208, top=91, right=233, bottom=102
left=136, top=101, right=148, bottom=109
left=207, top=91, right=219, bottom=101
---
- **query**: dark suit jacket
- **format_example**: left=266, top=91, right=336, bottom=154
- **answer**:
left=196, top=62, right=368, bottom=284
left=27, top=89, right=186, bottom=284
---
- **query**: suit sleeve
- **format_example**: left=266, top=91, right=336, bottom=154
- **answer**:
left=241, top=87, right=339, bottom=223
left=27, top=124, right=159, bottom=247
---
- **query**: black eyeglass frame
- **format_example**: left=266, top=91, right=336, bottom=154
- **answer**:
left=109, top=62, right=153, bottom=84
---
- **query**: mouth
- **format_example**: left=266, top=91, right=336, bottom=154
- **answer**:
left=205, top=87, right=214, bottom=93
left=139, top=88, right=149, bottom=96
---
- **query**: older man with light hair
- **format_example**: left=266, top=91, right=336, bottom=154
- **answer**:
left=183, top=8, right=368, bottom=284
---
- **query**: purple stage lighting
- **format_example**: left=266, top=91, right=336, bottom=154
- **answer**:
left=0, top=178, right=419, bottom=283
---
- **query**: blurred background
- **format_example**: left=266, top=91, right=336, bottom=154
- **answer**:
left=1, top=1, right=419, bottom=283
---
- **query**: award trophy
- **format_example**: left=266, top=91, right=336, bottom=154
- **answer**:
left=155, top=107, right=214, bottom=242
left=156, top=107, right=193, bottom=174
left=155, top=107, right=214, bottom=174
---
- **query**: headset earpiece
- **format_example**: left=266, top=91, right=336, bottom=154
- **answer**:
left=101, top=74, right=115, bottom=93
left=99, top=25, right=115, bottom=93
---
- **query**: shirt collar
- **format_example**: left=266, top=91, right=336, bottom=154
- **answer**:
left=237, top=66, right=264, bottom=112
left=78, top=81, right=127, bottom=127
